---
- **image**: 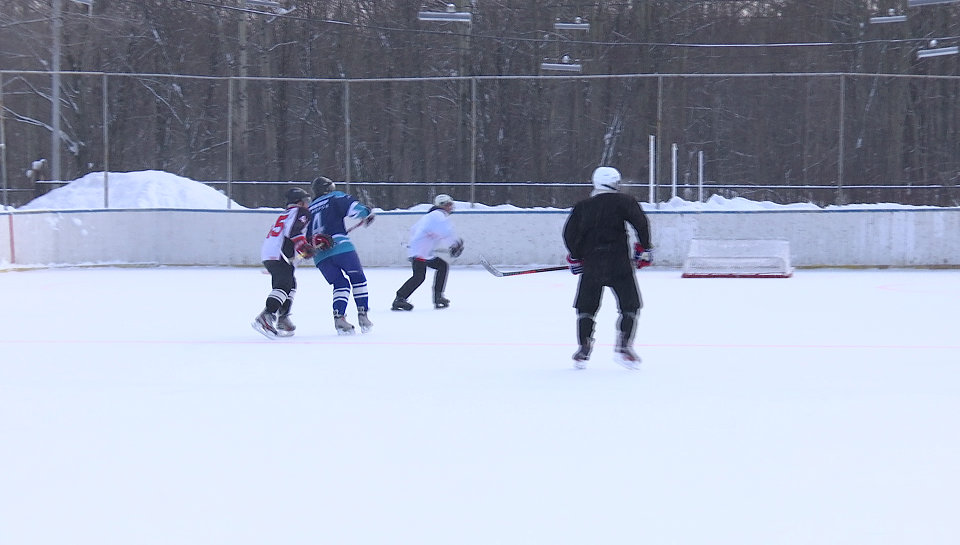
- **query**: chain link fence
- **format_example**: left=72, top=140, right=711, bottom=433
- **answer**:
left=2, top=70, right=959, bottom=210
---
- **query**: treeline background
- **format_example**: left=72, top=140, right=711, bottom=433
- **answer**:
left=1, top=0, right=959, bottom=209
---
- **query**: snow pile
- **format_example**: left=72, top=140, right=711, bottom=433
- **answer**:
left=14, top=170, right=955, bottom=212
left=18, top=170, right=245, bottom=210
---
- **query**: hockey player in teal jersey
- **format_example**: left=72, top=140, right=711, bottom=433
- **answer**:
left=306, top=177, right=376, bottom=335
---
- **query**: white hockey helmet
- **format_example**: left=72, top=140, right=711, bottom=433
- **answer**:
left=592, top=167, right=621, bottom=193
left=434, top=194, right=455, bottom=208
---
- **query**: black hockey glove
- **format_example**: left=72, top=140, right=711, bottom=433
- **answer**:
left=449, top=238, right=464, bottom=258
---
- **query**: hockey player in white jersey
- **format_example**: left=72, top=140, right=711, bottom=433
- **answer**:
left=253, top=187, right=319, bottom=339
left=392, top=194, right=464, bottom=311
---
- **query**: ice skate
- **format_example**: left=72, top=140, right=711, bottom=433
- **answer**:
left=572, top=339, right=593, bottom=370
left=334, top=312, right=356, bottom=335
left=252, top=310, right=278, bottom=339
left=391, top=296, right=413, bottom=311
left=276, top=313, right=296, bottom=337
left=357, top=310, right=373, bottom=334
left=434, top=295, right=450, bottom=309
left=615, top=346, right=641, bottom=370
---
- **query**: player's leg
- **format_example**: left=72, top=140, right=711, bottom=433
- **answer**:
left=426, top=257, right=450, bottom=308
left=276, top=274, right=298, bottom=337
left=572, top=272, right=603, bottom=365
left=317, top=258, right=355, bottom=334
left=393, top=258, right=427, bottom=310
left=254, top=260, right=292, bottom=338
left=610, top=273, right=643, bottom=369
left=340, top=251, right=373, bottom=333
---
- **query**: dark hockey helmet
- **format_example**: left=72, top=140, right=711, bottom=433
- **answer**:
left=312, top=176, right=335, bottom=195
left=285, top=187, right=311, bottom=205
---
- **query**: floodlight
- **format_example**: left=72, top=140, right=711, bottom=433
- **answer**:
left=540, top=58, right=583, bottom=72
left=908, top=0, right=960, bottom=6
left=245, top=0, right=281, bottom=6
left=869, top=15, right=907, bottom=23
left=418, top=9, right=473, bottom=23
left=554, top=17, right=589, bottom=31
left=917, top=45, right=959, bottom=58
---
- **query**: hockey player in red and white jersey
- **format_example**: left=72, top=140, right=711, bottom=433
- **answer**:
left=252, top=187, right=324, bottom=339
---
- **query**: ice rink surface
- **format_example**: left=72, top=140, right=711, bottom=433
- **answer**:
left=2, top=265, right=958, bottom=545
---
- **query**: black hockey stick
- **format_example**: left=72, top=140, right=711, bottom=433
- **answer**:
left=479, top=254, right=568, bottom=277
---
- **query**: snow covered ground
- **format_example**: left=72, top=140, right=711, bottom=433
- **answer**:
left=1, top=265, right=959, bottom=545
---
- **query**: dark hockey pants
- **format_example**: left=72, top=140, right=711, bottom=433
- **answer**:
left=574, top=267, right=641, bottom=348
left=397, top=257, right=448, bottom=301
left=263, top=259, right=297, bottom=315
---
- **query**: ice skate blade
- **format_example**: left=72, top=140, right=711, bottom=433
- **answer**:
left=276, top=329, right=295, bottom=338
left=573, top=359, right=587, bottom=370
left=252, top=321, right=278, bottom=340
left=615, top=353, right=641, bottom=370
left=336, top=327, right=356, bottom=336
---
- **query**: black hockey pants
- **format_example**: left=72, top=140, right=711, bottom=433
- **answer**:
left=397, top=257, right=448, bottom=301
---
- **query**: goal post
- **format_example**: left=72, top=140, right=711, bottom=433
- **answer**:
left=681, top=239, right=794, bottom=278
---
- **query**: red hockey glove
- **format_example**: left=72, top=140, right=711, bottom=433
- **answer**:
left=312, top=233, right=334, bottom=252
left=294, top=238, right=316, bottom=259
left=634, top=243, right=653, bottom=269
left=566, top=254, right=583, bottom=275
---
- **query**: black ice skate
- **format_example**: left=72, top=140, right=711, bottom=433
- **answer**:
left=276, top=313, right=296, bottom=337
left=334, top=312, right=356, bottom=335
left=391, top=296, right=413, bottom=311
left=572, top=339, right=593, bottom=370
left=252, top=310, right=278, bottom=339
left=357, top=310, right=373, bottom=333
left=434, top=295, right=450, bottom=309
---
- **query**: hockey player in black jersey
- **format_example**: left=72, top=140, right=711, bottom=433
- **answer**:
left=562, top=167, right=653, bottom=369
left=253, top=187, right=315, bottom=339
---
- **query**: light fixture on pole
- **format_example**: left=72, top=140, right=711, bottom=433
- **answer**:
left=418, top=4, right=472, bottom=23
left=553, top=17, right=589, bottom=31
left=870, top=9, right=907, bottom=23
left=908, top=0, right=960, bottom=6
left=540, top=54, right=582, bottom=73
left=917, top=44, right=959, bottom=59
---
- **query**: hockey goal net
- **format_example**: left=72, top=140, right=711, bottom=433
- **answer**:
left=681, top=239, right=794, bottom=278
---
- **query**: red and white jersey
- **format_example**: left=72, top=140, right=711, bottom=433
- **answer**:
left=261, top=205, right=311, bottom=263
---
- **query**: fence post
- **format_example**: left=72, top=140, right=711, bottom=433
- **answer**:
left=698, top=150, right=704, bottom=203
left=671, top=143, right=678, bottom=199
left=470, top=76, right=477, bottom=208
left=103, top=74, right=109, bottom=208
left=227, top=78, right=233, bottom=210
left=0, top=71, right=7, bottom=210
left=837, top=74, right=845, bottom=205
left=648, top=135, right=656, bottom=204
left=344, top=80, right=351, bottom=193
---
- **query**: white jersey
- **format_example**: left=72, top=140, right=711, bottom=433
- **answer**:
left=261, top=205, right=310, bottom=263
left=407, top=208, right=458, bottom=260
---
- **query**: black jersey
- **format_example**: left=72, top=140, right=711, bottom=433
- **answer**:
left=562, top=192, right=651, bottom=262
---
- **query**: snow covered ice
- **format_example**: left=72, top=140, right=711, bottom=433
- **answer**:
left=2, top=172, right=959, bottom=544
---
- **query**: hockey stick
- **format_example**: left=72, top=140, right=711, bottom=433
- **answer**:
left=479, top=254, right=568, bottom=277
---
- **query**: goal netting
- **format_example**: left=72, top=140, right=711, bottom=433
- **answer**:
left=681, top=239, right=794, bottom=278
